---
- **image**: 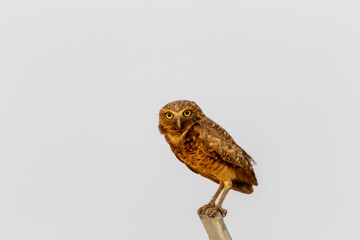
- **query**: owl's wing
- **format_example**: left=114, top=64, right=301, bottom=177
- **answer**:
left=195, top=118, right=256, bottom=171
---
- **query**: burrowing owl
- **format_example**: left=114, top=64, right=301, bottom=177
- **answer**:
left=159, top=100, right=258, bottom=217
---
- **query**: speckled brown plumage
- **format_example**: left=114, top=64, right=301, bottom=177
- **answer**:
left=159, top=100, right=258, bottom=217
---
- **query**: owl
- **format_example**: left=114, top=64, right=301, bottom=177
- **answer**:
left=159, top=100, right=258, bottom=217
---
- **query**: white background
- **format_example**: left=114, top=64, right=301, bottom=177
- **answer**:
left=1, top=1, right=359, bottom=239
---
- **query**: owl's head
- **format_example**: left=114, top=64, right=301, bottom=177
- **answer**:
left=158, top=100, right=204, bottom=135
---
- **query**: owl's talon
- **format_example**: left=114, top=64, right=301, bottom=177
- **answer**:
left=204, top=205, right=227, bottom=218
left=219, top=207, right=227, bottom=217
left=197, top=203, right=214, bottom=215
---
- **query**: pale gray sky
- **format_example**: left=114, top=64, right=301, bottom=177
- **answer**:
left=1, top=1, right=359, bottom=240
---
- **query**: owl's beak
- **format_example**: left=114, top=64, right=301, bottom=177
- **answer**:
left=176, top=118, right=182, bottom=129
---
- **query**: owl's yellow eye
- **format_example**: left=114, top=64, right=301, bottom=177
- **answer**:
left=165, top=113, right=173, bottom=119
left=183, top=110, right=191, bottom=117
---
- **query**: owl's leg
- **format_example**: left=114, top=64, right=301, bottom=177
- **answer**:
left=215, top=181, right=232, bottom=216
left=209, top=182, right=224, bottom=205
left=197, top=182, right=224, bottom=215
left=205, top=181, right=232, bottom=217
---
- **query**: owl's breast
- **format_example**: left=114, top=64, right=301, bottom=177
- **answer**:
left=170, top=134, right=236, bottom=183
left=170, top=133, right=199, bottom=164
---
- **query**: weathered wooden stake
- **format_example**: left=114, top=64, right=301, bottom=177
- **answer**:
left=198, top=212, right=232, bottom=240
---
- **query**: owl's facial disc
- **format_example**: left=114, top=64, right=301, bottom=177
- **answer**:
left=159, top=103, right=201, bottom=134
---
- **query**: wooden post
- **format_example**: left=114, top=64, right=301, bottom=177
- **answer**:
left=198, top=212, right=232, bottom=240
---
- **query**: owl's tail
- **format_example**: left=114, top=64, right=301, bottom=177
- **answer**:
left=232, top=181, right=254, bottom=194
left=232, top=168, right=258, bottom=194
